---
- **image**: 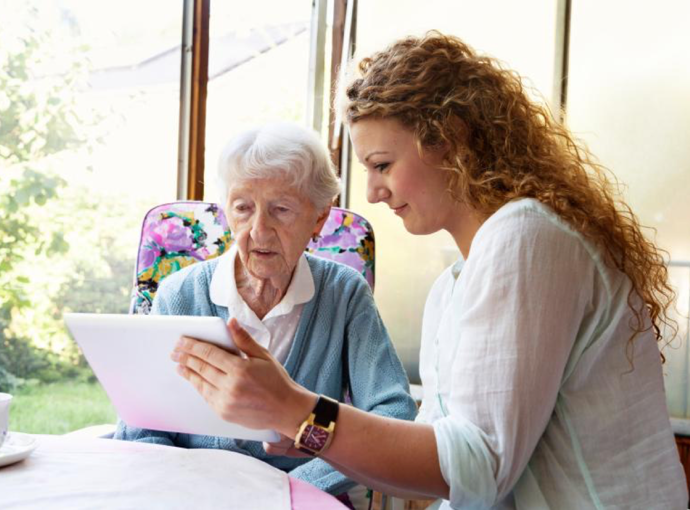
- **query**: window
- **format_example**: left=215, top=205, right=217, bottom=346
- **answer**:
left=1, top=0, right=183, bottom=432
left=567, top=0, right=690, bottom=418
left=202, top=0, right=313, bottom=204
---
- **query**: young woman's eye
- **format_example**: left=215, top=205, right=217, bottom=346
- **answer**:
left=374, top=162, right=389, bottom=172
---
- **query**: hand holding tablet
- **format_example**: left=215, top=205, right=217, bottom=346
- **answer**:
left=172, top=318, right=317, bottom=442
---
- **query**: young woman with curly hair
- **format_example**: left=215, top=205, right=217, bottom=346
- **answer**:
left=170, top=32, right=688, bottom=509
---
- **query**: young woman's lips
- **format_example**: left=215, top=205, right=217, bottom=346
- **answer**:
left=392, top=204, right=408, bottom=216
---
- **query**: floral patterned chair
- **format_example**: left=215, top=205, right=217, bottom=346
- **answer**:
left=130, top=201, right=375, bottom=314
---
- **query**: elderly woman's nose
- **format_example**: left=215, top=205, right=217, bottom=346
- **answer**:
left=250, top=210, right=274, bottom=238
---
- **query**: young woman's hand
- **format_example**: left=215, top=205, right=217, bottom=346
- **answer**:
left=262, top=434, right=311, bottom=458
left=171, top=318, right=316, bottom=438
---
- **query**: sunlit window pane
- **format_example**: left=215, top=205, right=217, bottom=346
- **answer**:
left=568, top=0, right=690, bottom=419
left=0, top=0, right=183, bottom=432
left=202, top=1, right=312, bottom=204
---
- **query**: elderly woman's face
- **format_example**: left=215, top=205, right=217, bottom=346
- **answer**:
left=226, top=178, right=329, bottom=281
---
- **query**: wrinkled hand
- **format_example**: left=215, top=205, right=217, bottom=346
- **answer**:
left=171, top=318, right=316, bottom=437
left=262, top=434, right=311, bottom=458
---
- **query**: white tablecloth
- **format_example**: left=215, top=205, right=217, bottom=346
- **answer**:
left=0, top=434, right=291, bottom=509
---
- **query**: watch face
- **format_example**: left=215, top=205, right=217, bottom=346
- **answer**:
left=302, top=424, right=329, bottom=451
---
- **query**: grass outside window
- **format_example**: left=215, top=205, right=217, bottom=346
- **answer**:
left=9, top=381, right=116, bottom=435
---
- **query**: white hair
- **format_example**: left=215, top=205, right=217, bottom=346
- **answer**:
left=216, top=122, right=341, bottom=210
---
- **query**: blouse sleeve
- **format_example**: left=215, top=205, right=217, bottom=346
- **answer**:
left=433, top=209, right=601, bottom=508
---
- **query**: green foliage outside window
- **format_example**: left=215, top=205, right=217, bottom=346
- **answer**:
left=0, top=4, right=134, bottom=393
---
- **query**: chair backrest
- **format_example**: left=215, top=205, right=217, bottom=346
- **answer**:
left=130, top=201, right=375, bottom=314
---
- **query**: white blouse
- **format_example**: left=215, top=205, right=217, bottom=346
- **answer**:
left=416, top=199, right=687, bottom=509
left=209, top=244, right=314, bottom=364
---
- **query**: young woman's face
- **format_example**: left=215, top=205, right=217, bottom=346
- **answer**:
left=350, top=117, right=459, bottom=236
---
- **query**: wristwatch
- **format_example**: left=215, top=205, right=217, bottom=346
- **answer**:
left=294, top=395, right=339, bottom=456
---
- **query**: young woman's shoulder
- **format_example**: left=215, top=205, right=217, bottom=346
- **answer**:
left=469, top=198, right=622, bottom=300
left=475, top=198, right=602, bottom=263
left=482, top=198, right=578, bottom=237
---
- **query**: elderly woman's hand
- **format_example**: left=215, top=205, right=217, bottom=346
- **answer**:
left=171, top=319, right=317, bottom=437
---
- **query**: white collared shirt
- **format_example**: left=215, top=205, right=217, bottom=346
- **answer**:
left=209, top=244, right=314, bottom=364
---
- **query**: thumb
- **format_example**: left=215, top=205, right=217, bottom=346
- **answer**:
left=227, top=318, right=272, bottom=360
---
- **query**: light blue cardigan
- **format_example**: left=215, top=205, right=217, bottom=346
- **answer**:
left=114, top=254, right=418, bottom=495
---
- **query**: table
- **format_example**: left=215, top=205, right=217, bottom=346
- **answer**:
left=0, top=433, right=346, bottom=510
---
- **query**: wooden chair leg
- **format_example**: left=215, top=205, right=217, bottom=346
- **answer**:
left=675, top=435, right=690, bottom=508
left=369, top=491, right=437, bottom=510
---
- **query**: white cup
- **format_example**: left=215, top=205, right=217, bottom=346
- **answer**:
left=0, top=393, right=12, bottom=450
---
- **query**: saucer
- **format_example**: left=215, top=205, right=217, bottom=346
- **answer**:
left=0, top=432, right=38, bottom=468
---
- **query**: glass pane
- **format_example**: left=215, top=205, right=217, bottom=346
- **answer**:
left=349, top=1, right=559, bottom=381
left=0, top=0, right=182, bottom=432
left=202, top=0, right=313, bottom=204
left=568, top=0, right=690, bottom=418
left=664, top=264, right=690, bottom=419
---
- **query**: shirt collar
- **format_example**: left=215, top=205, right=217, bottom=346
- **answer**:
left=210, top=244, right=315, bottom=318
left=451, top=256, right=465, bottom=280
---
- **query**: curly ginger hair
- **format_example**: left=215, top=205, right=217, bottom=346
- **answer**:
left=340, top=31, right=675, bottom=352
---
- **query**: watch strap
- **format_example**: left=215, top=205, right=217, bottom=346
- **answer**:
left=311, top=395, right=339, bottom=427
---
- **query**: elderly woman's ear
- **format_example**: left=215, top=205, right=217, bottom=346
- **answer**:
left=312, top=206, right=331, bottom=241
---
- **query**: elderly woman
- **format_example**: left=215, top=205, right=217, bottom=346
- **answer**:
left=114, top=122, right=417, bottom=503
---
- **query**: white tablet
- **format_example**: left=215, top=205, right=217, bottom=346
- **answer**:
left=64, top=313, right=279, bottom=443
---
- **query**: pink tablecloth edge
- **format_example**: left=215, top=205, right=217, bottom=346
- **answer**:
left=289, top=477, right=348, bottom=510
